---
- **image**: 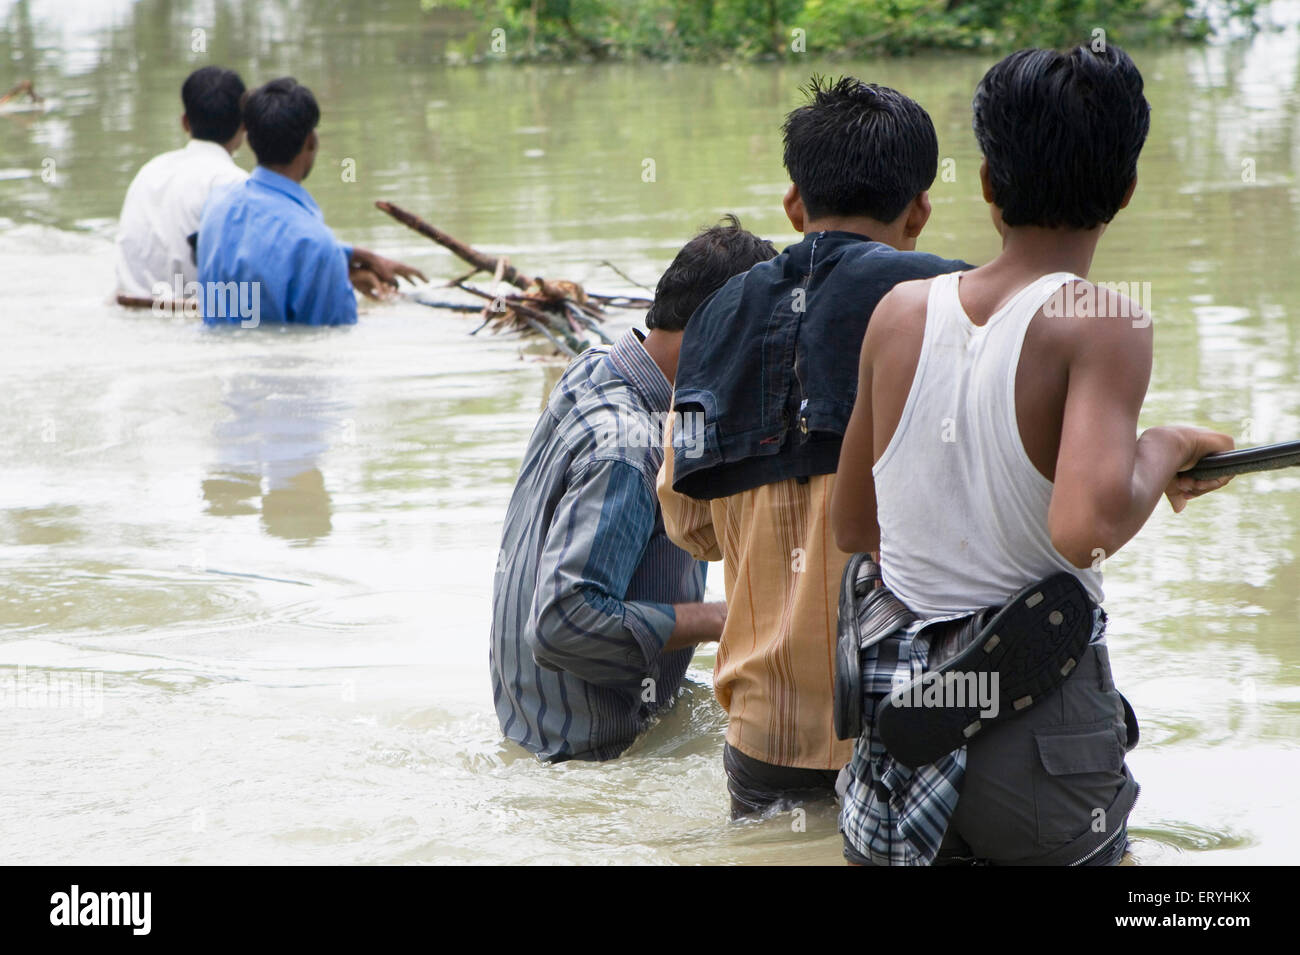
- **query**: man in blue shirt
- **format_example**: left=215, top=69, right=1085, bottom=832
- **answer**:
left=197, top=77, right=423, bottom=326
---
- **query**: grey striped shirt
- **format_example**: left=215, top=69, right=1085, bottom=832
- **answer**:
left=490, top=329, right=706, bottom=761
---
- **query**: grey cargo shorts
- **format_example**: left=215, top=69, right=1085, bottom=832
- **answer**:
left=846, top=640, right=1139, bottom=866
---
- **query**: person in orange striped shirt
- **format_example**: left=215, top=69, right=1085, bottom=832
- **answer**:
left=658, top=78, right=969, bottom=817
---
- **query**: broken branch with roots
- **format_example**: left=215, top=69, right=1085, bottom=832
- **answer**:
left=374, top=200, right=651, bottom=358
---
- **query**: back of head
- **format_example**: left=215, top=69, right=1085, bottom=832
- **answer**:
left=646, top=215, right=778, bottom=331
left=973, top=45, right=1150, bottom=229
left=782, top=77, right=938, bottom=223
left=242, top=77, right=320, bottom=167
left=182, top=66, right=245, bottom=144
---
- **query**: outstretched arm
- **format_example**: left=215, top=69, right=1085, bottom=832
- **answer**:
left=1048, top=295, right=1234, bottom=567
left=350, top=246, right=427, bottom=292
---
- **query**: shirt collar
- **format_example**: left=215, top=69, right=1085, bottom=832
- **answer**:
left=609, top=328, right=672, bottom=413
left=817, top=229, right=874, bottom=242
left=185, top=138, right=238, bottom=163
left=249, top=165, right=323, bottom=218
left=785, top=229, right=875, bottom=254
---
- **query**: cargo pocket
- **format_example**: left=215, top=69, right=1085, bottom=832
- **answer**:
left=1033, top=724, right=1125, bottom=843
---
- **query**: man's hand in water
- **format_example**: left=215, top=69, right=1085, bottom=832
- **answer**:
left=1165, top=426, right=1236, bottom=513
left=664, top=601, right=727, bottom=651
left=349, top=267, right=392, bottom=300
left=350, top=246, right=427, bottom=289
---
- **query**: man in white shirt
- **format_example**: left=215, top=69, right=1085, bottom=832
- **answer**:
left=115, top=66, right=248, bottom=306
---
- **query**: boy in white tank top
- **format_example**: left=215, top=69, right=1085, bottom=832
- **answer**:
left=831, top=45, right=1235, bottom=865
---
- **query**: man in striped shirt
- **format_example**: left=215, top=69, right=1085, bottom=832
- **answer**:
left=490, top=218, right=776, bottom=762
left=659, top=80, right=968, bottom=817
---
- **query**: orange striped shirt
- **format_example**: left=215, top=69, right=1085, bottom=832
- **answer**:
left=658, top=444, right=854, bottom=770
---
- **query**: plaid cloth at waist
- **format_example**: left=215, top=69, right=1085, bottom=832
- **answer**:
left=837, top=562, right=1106, bottom=866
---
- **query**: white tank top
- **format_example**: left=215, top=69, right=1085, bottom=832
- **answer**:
left=874, top=270, right=1103, bottom=618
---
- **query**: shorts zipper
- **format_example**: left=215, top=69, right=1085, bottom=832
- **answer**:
left=1068, top=782, right=1140, bottom=866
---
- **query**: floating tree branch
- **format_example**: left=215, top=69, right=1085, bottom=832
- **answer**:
left=375, top=200, right=533, bottom=289
left=0, top=80, right=42, bottom=106
left=375, top=200, right=645, bottom=354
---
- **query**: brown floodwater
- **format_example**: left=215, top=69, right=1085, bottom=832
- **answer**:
left=1, top=0, right=1297, bottom=863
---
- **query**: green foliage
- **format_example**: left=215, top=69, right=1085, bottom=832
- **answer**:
left=421, top=0, right=1259, bottom=60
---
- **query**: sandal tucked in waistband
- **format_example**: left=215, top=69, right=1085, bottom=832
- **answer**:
left=877, top=572, right=1095, bottom=769
left=834, top=553, right=871, bottom=742
left=834, top=554, right=913, bottom=741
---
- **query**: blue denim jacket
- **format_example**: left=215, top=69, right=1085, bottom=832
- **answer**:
left=671, top=231, right=970, bottom=499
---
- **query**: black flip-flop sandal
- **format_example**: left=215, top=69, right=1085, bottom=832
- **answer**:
left=834, top=554, right=914, bottom=741
left=877, top=571, right=1094, bottom=768
left=834, top=553, right=872, bottom=742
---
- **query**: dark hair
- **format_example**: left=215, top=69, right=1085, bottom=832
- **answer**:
left=241, top=77, right=320, bottom=166
left=646, top=215, right=777, bottom=331
left=782, top=76, right=938, bottom=223
left=973, top=46, right=1150, bottom=230
left=181, top=66, right=245, bottom=144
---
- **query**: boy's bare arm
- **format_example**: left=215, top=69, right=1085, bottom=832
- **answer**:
left=1048, top=295, right=1234, bottom=567
left=832, top=281, right=929, bottom=554
left=831, top=295, right=883, bottom=554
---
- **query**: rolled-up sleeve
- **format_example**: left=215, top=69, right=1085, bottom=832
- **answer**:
left=528, top=455, right=676, bottom=688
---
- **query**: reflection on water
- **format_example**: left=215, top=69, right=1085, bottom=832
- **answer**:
left=202, top=359, right=347, bottom=542
left=1, top=0, right=1298, bottom=864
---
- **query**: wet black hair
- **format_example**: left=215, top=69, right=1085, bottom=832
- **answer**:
left=645, top=215, right=777, bottom=332
left=241, top=77, right=320, bottom=167
left=782, top=76, right=938, bottom=224
left=181, top=66, right=245, bottom=144
left=973, top=45, right=1150, bottom=230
